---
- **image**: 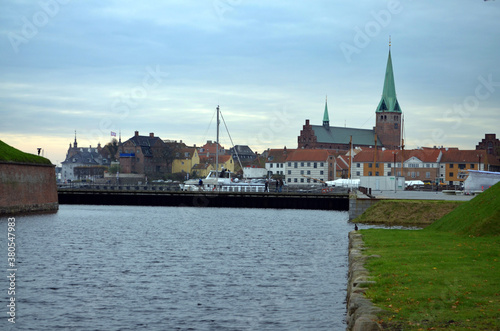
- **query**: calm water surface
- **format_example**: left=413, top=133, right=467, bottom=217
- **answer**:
left=1, top=205, right=357, bottom=330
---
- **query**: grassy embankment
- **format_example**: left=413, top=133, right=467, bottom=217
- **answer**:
left=0, top=140, right=52, bottom=165
left=355, top=199, right=464, bottom=227
left=357, top=182, right=500, bottom=330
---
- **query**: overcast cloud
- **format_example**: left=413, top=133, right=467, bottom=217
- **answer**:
left=1, top=0, right=499, bottom=165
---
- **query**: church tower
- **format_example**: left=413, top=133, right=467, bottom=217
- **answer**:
left=322, top=96, right=330, bottom=129
left=375, top=41, right=402, bottom=150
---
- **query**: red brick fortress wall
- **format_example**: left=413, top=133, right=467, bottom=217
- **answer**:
left=0, top=162, right=59, bottom=215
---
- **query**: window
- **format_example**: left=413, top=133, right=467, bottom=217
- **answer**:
left=368, top=171, right=372, bottom=176
left=294, top=162, right=298, bottom=168
left=294, top=178, right=298, bottom=183
left=288, top=162, right=291, bottom=167
left=387, top=163, right=391, bottom=168
left=307, top=162, right=311, bottom=167
left=411, top=172, right=416, bottom=178
left=320, top=162, right=324, bottom=167
left=470, top=164, right=475, bottom=169
left=320, top=171, right=324, bottom=175
left=426, top=172, right=431, bottom=178
left=449, top=172, right=453, bottom=177
left=287, top=178, right=291, bottom=183
left=375, top=172, right=379, bottom=176
left=368, top=163, right=373, bottom=168
left=300, top=178, right=304, bottom=183
left=270, top=164, right=273, bottom=168
left=356, top=171, right=360, bottom=176
left=458, top=164, right=466, bottom=170
left=301, top=162, right=304, bottom=167
left=314, top=163, right=317, bottom=168
left=288, top=170, right=291, bottom=175
left=394, top=123, right=398, bottom=129
left=388, top=171, right=392, bottom=176
left=375, top=163, right=379, bottom=168
left=307, top=170, right=311, bottom=175
left=300, top=170, right=304, bottom=175
left=450, top=164, right=454, bottom=168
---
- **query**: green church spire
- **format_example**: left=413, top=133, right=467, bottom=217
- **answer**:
left=376, top=46, right=401, bottom=113
left=323, top=96, right=330, bottom=128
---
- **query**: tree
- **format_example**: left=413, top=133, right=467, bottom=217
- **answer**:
left=101, top=138, right=119, bottom=161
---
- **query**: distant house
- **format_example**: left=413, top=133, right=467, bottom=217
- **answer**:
left=265, top=148, right=294, bottom=177
left=172, top=147, right=200, bottom=175
left=228, top=145, right=256, bottom=163
left=61, top=136, right=110, bottom=182
left=191, top=163, right=214, bottom=178
left=199, top=140, right=225, bottom=158
left=351, top=148, right=443, bottom=182
left=285, top=149, right=331, bottom=184
left=117, top=131, right=168, bottom=176
left=440, top=149, right=500, bottom=185
left=476, top=133, right=500, bottom=160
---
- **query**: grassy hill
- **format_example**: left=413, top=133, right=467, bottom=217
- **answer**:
left=354, top=200, right=464, bottom=226
left=426, top=181, right=500, bottom=237
left=360, top=183, right=500, bottom=329
left=0, top=140, right=52, bottom=165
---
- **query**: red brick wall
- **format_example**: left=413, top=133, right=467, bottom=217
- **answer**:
left=0, top=162, right=58, bottom=215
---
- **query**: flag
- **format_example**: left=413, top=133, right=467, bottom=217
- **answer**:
left=111, top=131, right=116, bottom=137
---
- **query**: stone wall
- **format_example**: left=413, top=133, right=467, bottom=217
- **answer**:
left=346, top=231, right=383, bottom=331
left=349, top=197, right=379, bottom=220
left=0, top=162, right=58, bottom=215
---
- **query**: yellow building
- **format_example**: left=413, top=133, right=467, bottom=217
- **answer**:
left=192, top=163, right=214, bottom=178
left=172, top=147, right=200, bottom=174
left=217, top=155, right=235, bottom=173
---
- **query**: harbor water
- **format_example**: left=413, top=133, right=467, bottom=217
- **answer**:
left=1, top=205, right=356, bottom=330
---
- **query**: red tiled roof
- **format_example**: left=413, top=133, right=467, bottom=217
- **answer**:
left=441, top=150, right=488, bottom=163
left=286, top=149, right=330, bottom=162
left=353, top=148, right=443, bottom=163
left=267, top=149, right=295, bottom=163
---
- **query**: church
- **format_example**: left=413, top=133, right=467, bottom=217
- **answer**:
left=298, top=46, right=403, bottom=151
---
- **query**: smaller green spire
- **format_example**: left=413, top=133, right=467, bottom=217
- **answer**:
left=323, top=96, right=330, bottom=128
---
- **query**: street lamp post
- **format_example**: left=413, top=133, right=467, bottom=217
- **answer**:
left=393, top=152, right=398, bottom=193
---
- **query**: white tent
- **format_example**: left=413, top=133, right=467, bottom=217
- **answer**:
left=325, top=178, right=360, bottom=188
left=464, top=170, right=500, bottom=193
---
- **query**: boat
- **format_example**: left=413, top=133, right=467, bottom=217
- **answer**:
left=181, top=169, right=265, bottom=192
left=180, top=105, right=266, bottom=193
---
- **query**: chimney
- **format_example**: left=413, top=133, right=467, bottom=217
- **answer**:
left=135, top=131, right=139, bottom=137
left=305, top=119, right=310, bottom=126
left=149, top=132, right=154, bottom=138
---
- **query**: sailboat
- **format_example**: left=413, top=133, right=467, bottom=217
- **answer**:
left=180, top=106, right=266, bottom=192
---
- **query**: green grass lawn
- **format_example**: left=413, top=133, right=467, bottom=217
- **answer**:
left=0, top=140, right=52, bottom=165
left=359, top=182, right=500, bottom=330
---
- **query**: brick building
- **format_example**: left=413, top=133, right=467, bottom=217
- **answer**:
left=476, top=133, right=500, bottom=159
left=298, top=47, right=402, bottom=151
left=117, top=131, right=168, bottom=176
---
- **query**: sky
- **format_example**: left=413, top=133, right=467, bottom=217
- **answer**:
left=1, top=0, right=499, bottom=166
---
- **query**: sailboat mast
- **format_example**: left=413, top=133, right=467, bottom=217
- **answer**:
left=216, top=105, right=220, bottom=181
